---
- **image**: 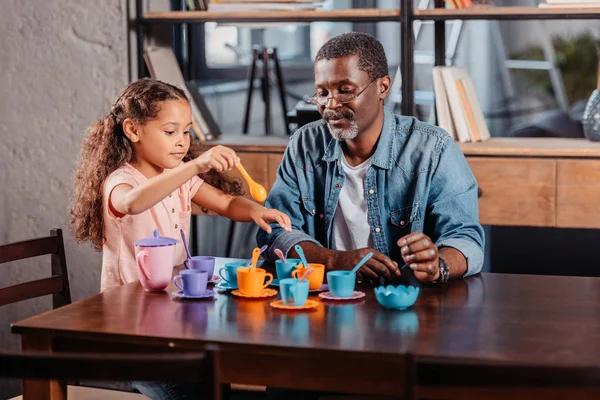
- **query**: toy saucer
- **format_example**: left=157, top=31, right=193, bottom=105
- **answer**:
left=214, top=282, right=237, bottom=291
left=270, top=299, right=319, bottom=310
left=171, top=289, right=215, bottom=299
left=318, top=291, right=365, bottom=301
left=231, top=288, right=278, bottom=298
left=309, top=284, right=329, bottom=293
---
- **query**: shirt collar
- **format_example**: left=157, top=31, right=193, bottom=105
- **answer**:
left=322, top=107, right=395, bottom=170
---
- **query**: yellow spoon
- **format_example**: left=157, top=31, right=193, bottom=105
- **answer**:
left=237, top=163, right=267, bottom=203
left=250, top=247, right=261, bottom=272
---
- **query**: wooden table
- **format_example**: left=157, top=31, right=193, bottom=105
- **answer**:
left=12, top=272, right=600, bottom=399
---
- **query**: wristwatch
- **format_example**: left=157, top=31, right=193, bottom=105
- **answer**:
left=434, top=256, right=450, bottom=283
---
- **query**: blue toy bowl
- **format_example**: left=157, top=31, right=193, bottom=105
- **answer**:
left=374, top=285, right=420, bottom=310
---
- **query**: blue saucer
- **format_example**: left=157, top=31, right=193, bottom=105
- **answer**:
left=214, top=282, right=238, bottom=291
left=172, top=289, right=214, bottom=299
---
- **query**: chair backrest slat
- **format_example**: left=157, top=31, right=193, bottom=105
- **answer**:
left=0, top=236, right=58, bottom=263
left=0, top=349, right=221, bottom=399
left=0, top=351, right=210, bottom=381
left=0, top=276, right=64, bottom=307
left=0, top=229, right=71, bottom=310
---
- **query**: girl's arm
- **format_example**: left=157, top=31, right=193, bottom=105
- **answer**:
left=110, top=145, right=237, bottom=216
left=192, top=183, right=292, bottom=234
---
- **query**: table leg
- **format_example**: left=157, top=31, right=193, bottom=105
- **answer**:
left=21, top=334, right=66, bottom=400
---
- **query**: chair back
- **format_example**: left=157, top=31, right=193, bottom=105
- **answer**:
left=0, top=228, right=71, bottom=309
left=0, top=347, right=221, bottom=400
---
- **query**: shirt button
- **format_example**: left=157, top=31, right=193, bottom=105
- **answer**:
left=335, top=183, right=340, bottom=188
left=169, top=194, right=172, bottom=198
left=368, top=189, right=375, bottom=195
left=375, top=227, right=381, bottom=233
left=172, top=208, right=175, bottom=213
left=400, top=220, right=405, bottom=226
left=175, top=224, right=178, bottom=229
left=319, top=214, right=324, bottom=219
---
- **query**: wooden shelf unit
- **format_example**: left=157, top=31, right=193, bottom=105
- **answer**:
left=142, top=9, right=401, bottom=23
left=135, top=2, right=600, bottom=229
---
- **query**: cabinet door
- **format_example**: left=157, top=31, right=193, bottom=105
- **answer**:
left=267, top=154, right=284, bottom=191
left=468, top=157, right=556, bottom=227
left=557, top=159, right=600, bottom=229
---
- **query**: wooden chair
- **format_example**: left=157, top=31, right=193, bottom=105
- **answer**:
left=417, top=356, right=600, bottom=400
left=1, top=348, right=222, bottom=400
left=0, top=228, right=71, bottom=308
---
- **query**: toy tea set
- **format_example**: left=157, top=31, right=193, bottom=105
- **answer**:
left=133, top=231, right=420, bottom=311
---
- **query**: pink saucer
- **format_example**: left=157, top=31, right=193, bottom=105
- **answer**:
left=309, top=284, right=329, bottom=293
left=318, top=290, right=365, bottom=301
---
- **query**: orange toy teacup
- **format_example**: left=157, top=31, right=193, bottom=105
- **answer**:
left=292, top=263, right=325, bottom=291
left=237, top=267, right=273, bottom=297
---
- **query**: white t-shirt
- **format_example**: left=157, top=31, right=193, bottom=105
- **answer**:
left=332, top=154, right=374, bottom=251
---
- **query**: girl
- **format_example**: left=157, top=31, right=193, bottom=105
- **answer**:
left=70, top=78, right=292, bottom=293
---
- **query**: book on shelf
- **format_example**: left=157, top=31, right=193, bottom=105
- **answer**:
left=432, top=67, right=456, bottom=141
left=186, top=0, right=208, bottom=11
left=144, top=46, right=221, bottom=141
left=433, top=66, right=490, bottom=143
left=443, top=0, right=472, bottom=9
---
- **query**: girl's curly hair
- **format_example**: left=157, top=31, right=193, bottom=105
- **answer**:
left=70, top=78, right=243, bottom=251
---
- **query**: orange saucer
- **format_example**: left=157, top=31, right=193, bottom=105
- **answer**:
left=270, top=299, right=319, bottom=310
left=231, top=288, right=278, bottom=298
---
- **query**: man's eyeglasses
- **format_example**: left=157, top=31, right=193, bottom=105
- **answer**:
left=306, top=78, right=377, bottom=106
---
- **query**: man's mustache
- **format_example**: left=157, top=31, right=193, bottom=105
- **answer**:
left=323, top=110, right=355, bottom=122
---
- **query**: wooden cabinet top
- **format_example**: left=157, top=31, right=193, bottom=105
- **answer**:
left=459, top=138, right=600, bottom=158
left=207, top=135, right=600, bottom=158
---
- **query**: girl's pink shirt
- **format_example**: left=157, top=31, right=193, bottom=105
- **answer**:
left=101, top=163, right=203, bottom=292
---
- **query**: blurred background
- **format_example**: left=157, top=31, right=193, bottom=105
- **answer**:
left=1, top=0, right=599, bottom=397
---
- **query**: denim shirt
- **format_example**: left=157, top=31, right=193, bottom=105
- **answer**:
left=257, top=108, right=485, bottom=276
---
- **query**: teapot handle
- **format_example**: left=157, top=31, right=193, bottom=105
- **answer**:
left=136, top=250, right=151, bottom=281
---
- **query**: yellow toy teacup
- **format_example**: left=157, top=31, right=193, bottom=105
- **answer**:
left=292, top=263, right=325, bottom=291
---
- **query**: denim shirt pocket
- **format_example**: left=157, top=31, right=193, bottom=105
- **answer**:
left=301, top=197, right=316, bottom=216
left=389, top=202, right=420, bottom=232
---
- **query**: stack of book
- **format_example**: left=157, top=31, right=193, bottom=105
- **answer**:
left=432, top=66, right=491, bottom=143
left=539, top=0, right=600, bottom=7
left=188, top=0, right=324, bottom=12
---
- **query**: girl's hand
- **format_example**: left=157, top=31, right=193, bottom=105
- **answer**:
left=195, top=145, right=240, bottom=174
left=250, top=208, right=292, bottom=234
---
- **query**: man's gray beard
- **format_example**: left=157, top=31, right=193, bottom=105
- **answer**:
left=328, top=119, right=359, bottom=141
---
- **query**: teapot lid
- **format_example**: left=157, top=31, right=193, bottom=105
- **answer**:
left=134, top=229, right=178, bottom=247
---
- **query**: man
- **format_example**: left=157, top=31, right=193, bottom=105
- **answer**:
left=257, top=32, right=484, bottom=284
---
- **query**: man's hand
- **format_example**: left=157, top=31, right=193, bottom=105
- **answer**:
left=330, top=248, right=400, bottom=281
left=398, top=232, right=439, bottom=282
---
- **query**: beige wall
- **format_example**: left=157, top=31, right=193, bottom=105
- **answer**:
left=0, top=1, right=129, bottom=397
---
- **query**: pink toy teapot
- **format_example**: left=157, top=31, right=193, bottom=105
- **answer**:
left=133, top=229, right=178, bottom=291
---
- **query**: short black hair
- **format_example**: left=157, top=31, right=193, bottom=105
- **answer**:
left=314, top=32, right=389, bottom=80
